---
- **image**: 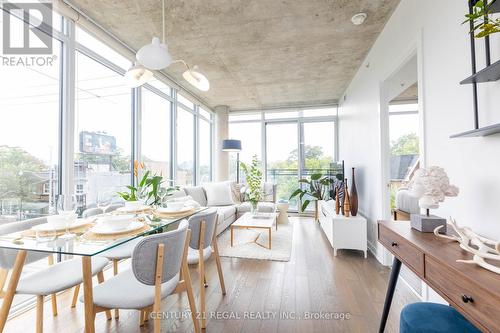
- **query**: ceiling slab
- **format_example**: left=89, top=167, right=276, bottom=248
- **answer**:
left=68, top=0, right=400, bottom=110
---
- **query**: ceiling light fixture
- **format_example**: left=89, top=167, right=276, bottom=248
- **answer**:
left=183, top=65, right=210, bottom=91
left=136, top=0, right=172, bottom=70
left=351, top=12, right=367, bottom=25
left=125, top=62, right=154, bottom=87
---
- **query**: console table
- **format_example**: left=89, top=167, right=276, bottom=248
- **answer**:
left=378, top=220, right=500, bottom=333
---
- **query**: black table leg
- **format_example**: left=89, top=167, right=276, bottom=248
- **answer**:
left=378, top=257, right=402, bottom=333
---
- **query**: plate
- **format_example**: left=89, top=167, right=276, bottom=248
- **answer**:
left=90, top=221, right=144, bottom=235
left=156, top=206, right=193, bottom=214
left=32, top=219, right=92, bottom=232
left=115, top=205, right=150, bottom=213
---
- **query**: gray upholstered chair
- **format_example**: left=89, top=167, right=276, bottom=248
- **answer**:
left=73, top=203, right=138, bottom=319
left=0, top=217, right=110, bottom=333
left=84, top=220, right=200, bottom=333
left=187, top=209, right=226, bottom=329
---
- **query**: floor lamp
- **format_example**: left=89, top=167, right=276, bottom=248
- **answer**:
left=222, top=139, right=242, bottom=183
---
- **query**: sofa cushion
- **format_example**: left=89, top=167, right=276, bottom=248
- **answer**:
left=183, top=186, right=207, bottom=206
left=215, top=205, right=236, bottom=223
left=262, top=182, right=275, bottom=202
left=237, top=202, right=276, bottom=215
left=230, top=182, right=242, bottom=204
left=203, top=181, right=234, bottom=206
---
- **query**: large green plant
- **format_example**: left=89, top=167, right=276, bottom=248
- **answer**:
left=289, top=173, right=338, bottom=212
left=464, top=0, right=500, bottom=38
left=240, top=155, right=263, bottom=208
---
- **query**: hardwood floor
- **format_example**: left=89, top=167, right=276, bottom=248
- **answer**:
left=4, top=218, right=417, bottom=332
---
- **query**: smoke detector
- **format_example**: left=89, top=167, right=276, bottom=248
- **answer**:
left=351, top=13, right=367, bottom=25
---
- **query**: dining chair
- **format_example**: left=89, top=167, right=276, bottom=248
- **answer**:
left=84, top=220, right=201, bottom=333
left=187, top=209, right=226, bottom=329
left=0, top=217, right=110, bottom=333
left=73, top=204, right=137, bottom=320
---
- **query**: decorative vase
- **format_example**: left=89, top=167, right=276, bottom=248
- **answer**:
left=343, top=180, right=350, bottom=217
left=250, top=201, right=258, bottom=215
left=335, top=188, right=341, bottom=215
left=350, top=167, right=358, bottom=216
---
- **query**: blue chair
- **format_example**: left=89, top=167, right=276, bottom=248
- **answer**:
left=400, top=302, right=481, bottom=333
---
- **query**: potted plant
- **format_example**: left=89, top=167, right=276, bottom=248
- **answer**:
left=240, top=155, right=263, bottom=214
left=289, top=172, right=338, bottom=217
left=463, top=0, right=500, bottom=38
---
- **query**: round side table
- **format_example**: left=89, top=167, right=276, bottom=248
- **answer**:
left=276, top=202, right=289, bottom=224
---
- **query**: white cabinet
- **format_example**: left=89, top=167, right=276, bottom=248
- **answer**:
left=318, top=200, right=367, bottom=258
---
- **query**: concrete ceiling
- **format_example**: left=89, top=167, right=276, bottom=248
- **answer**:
left=68, top=0, right=400, bottom=110
left=392, top=83, right=418, bottom=102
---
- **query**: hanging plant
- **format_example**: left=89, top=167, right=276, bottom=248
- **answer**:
left=463, top=0, right=500, bottom=38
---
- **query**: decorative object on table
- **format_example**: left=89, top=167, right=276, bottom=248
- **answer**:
left=289, top=171, right=334, bottom=214
left=240, top=155, right=263, bottom=214
left=222, top=139, right=242, bottom=182
left=434, top=217, right=500, bottom=275
left=276, top=200, right=289, bottom=224
left=463, top=0, right=500, bottom=39
left=350, top=167, right=359, bottom=216
left=335, top=188, right=341, bottom=215
left=343, top=180, right=350, bottom=218
left=408, top=166, right=459, bottom=233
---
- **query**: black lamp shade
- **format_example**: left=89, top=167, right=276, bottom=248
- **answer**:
left=222, top=139, right=242, bottom=152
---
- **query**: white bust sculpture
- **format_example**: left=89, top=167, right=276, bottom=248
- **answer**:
left=409, top=166, right=459, bottom=213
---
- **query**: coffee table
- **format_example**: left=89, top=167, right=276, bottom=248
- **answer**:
left=230, top=212, right=278, bottom=249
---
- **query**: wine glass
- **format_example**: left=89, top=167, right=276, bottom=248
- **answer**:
left=56, top=194, right=77, bottom=238
left=97, top=190, right=113, bottom=214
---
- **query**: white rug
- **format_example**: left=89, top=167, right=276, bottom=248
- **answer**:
left=217, top=220, right=293, bottom=261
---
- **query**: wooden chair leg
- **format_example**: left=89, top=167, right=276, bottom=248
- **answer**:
left=112, top=259, right=119, bottom=319
left=81, top=256, right=96, bottom=333
left=183, top=261, right=200, bottom=333
left=71, top=284, right=80, bottom=308
left=0, top=250, right=27, bottom=332
left=96, top=271, right=112, bottom=320
left=36, top=295, right=44, bottom=333
left=153, top=244, right=165, bottom=333
left=198, top=222, right=206, bottom=329
left=47, top=256, right=57, bottom=316
left=0, top=268, right=9, bottom=298
left=203, top=275, right=208, bottom=287
left=212, top=236, right=226, bottom=295
left=139, top=310, right=145, bottom=327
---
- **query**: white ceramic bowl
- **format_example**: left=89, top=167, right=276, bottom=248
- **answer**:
left=99, top=215, right=134, bottom=231
left=47, top=215, right=69, bottom=229
left=167, top=202, right=185, bottom=211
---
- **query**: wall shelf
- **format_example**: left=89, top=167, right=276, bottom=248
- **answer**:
left=450, top=123, right=500, bottom=138
left=461, top=58, right=500, bottom=84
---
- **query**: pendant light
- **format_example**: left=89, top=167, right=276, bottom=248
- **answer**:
left=136, top=0, right=172, bottom=70
left=182, top=65, right=210, bottom=91
left=125, top=62, right=154, bottom=87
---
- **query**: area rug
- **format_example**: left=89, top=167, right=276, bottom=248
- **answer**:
left=217, top=220, right=293, bottom=262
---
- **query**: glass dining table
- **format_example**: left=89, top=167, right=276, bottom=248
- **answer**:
left=0, top=207, right=207, bottom=333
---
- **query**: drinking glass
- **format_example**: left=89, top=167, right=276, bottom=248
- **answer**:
left=56, top=194, right=77, bottom=238
left=35, top=226, right=57, bottom=243
left=97, top=190, right=113, bottom=214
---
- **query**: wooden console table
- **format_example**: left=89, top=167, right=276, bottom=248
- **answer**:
left=378, top=220, right=500, bottom=333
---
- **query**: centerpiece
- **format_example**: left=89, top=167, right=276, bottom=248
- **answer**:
left=240, top=155, right=263, bottom=214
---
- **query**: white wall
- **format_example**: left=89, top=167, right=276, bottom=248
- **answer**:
left=339, top=0, right=500, bottom=263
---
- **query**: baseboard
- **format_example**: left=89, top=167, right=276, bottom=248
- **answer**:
left=367, top=239, right=385, bottom=264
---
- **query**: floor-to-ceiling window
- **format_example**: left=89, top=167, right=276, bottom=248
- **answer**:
left=176, top=107, right=195, bottom=186
left=198, top=108, right=212, bottom=183
left=140, top=87, right=172, bottom=180
left=228, top=107, right=337, bottom=212
left=0, top=31, right=62, bottom=222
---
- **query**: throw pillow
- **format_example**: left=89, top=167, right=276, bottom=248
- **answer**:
left=230, top=182, right=242, bottom=204
left=203, top=181, right=235, bottom=206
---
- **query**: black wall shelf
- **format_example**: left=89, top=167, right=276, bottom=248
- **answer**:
left=451, top=0, right=500, bottom=138
left=460, top=58, right=500, bottom=84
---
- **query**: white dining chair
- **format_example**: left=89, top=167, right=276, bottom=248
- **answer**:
left=187, top=209, right=226, bottom=329
left=0, top=217, right=110, bottom=333
left=83, top=220, right=200, bottom=333
left=73, top=205, right=138, bottom=319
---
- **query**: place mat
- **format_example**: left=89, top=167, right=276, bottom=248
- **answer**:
left=152, top=207, right=196, bottom=219
left=81, top=222, right=150, bottom=241
left=21, top=221, right=94, bottom=238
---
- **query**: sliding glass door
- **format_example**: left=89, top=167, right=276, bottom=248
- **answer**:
left=265, top=120, right=336, bottom=212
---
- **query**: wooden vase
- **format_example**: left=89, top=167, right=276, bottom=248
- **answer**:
left=343, top=180, right=350, bottom=217
left=350, top=167, right=358, bottom=216
left=335, top=187, right=340, bottom=215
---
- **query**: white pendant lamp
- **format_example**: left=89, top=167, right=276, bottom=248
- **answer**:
left=125, top=62, right=154, bottom=87
left=136, top=0, right=172, bottom=70
left=182, top=65, right=210, bottom=91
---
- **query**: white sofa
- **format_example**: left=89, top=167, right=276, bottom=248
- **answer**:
left=170, top=183, right=277, bottom=236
